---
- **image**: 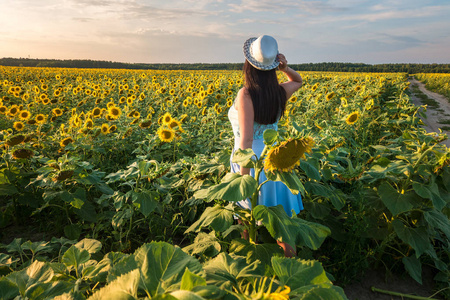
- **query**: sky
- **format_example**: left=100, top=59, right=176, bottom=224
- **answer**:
left=0, top=0, right=449, bottom=64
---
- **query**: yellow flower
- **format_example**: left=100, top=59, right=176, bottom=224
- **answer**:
left=60, top=137, right=74, bottom=148
left=268, top=285, right=290, bottom=300
left=139, top=119, right=152, bottom=129
left=6, top=134, right=25, bottom=147
left=179, top=114, right=188, bottom=123
left=326, top=92, right=335, bottom=101
left=168, top=119, right=183, bottom=132
left=7, top=105, right=19, bottom=116
left=345, top=111, right=360, bottom=125
left=340, top=97, right=348, bottom=107
left=157, top=126, right=175, bottom=143
left=12, top=148, right=34, bottom=159
left=18, top=110, right=31, bottom=120
left=35, top=114, right=46, bottom=124
left=109, top=125, right=117, bottom=132
left=13, top=121, right=25, bottom=131
left=162, top=112, right=172, bottom=125
left=264, top=137, right=315, bottom=173
left=101, top=123, right=109, bottom=134
left=108, top=106, right=122, bottom=119
left=52, top=108, right=63, bottom=117
left=92, top=107, right=102, bottom=118
left=84, top=118, right=94, bottom=129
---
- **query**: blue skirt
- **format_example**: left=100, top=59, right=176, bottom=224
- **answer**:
left=230, top=138, right=304, bottom=217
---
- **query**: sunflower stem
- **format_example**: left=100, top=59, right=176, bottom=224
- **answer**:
left=248, top=145, right=269, bottom=243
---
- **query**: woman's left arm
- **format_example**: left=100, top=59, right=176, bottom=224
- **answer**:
left=236, top=88, right=254, bottom=175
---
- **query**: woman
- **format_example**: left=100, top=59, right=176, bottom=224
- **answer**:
left=228, top=35, right=303, bottom=257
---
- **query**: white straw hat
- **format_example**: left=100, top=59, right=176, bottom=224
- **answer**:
left=243, top=35, right=279, bottom=71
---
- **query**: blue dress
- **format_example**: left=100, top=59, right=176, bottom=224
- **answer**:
left=228, top=103, right=304, bottom=217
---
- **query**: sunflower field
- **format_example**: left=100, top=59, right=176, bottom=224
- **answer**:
left=0, top=66, right=449, bottom=299
left=415, top=73, right=450, bottom=100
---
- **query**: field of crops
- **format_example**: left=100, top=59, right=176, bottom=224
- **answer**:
left=415, top=73, right=450, bottom=101
left=0, top=66, right=449, bottom=299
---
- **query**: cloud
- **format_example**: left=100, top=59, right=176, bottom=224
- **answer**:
left=227, top=0, right=344, bottom=14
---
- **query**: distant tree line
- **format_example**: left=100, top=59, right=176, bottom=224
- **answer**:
left=1, top=57, right=449, bottom=73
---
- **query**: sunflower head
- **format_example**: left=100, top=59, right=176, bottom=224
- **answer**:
left=6, top=134, right=25, bottom=147
left=92, top=107, right=101, bottom=117
left=108, top=106, right=121, bottom=119
left=139, top=119, right=152, bottom=129
left=264, top=137, right=315, bottom=173
left=35, top=114, right=46, bottom=124
left=53, top=170, right=74, bottom=182
left=19, top=110, right=31, bottom=120
left=12, top=148, right=34, bottom=159
left=101, top=123, right=109, bottom=134
left=162, top=112, right=172, bottom=125
left=168, top=119, right=183, bottom=132
left=13, top=122, right=25, bottom=131
left=157, top=126, right=175, bottom=143
left=345, top=111, right=360, bottom=125
left=326, top=92, right=335, bottom=101
left=52, top=108, right=63, bottom=116
left=60, top=137, right=74, bottom=148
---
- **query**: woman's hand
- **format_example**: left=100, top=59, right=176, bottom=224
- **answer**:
left=277, top=53, right=288, bottom=72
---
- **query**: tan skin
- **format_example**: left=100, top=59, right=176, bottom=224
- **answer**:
left=235, top=53, right=303, bottom=257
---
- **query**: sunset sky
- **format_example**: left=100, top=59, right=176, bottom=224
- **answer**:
left=1, top=0, right=449, bottom=64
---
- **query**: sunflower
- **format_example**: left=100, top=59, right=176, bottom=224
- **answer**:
left=326, top=92, right=335, bottom=101
left=35, top=114, right=46, bottom=124
left=267, top=285, right=290, bottom=300
left=53, top=170, right=74, bottom=182
left=108, top=106, right=122, bottom=119
left=340, top=97, right=348, bottom=107
left=7, top=106, right=19, bottom=116
left=92, top=107, right=101, bottom=118
left=157, top=126, right=175, bottom=143
left=12, top=148, right=34, bottom=159
left=101, top=123, right=109, bottom=134
left=84, top=118, right=94, bottom=129
left=345, top=111, right=360, bottom=125
left=18, top=110, right=31, bottom=120
left=139, top=119, right=152, bottom=129
left=6, top=134, right=25, bottom=147
left=0, top=106, right=7, bottom=114
left=264, top=137, right=315, bottom=173
left=179, top=114, right=188, bottom=123
left=161, top=112, right=172, bottom=125
left=168, top=119, right=183, bottom=132
left=13, top=121, right=25, bottom=131
left=60, top=137, right=74, bottom=148
left=109, top=125, right=117, bottom=132
left=52, top=108, right=63, bottom=117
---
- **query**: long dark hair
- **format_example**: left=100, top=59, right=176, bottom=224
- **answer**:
left=243, top=60, right=287, bottom=125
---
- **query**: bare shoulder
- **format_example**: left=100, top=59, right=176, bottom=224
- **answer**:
left=235, top=87, right=252, bottom=110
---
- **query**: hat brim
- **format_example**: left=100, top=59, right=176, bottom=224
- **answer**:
left=243, top=37, right=280, bottom=71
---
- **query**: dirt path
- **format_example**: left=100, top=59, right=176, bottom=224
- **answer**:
left=408, top=78, right=450, bottom=148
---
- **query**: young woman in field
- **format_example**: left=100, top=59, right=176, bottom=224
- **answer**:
left=228, top=35, right=304, bottom=257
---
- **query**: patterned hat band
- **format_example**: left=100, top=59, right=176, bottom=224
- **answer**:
left=243, top=35, right=279, bottom=71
